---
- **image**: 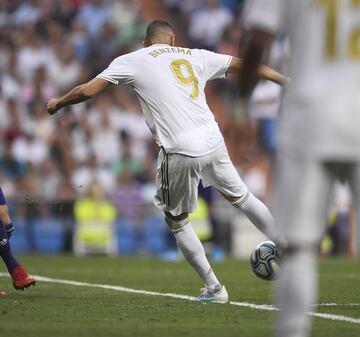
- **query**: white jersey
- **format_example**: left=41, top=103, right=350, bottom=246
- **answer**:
left=246, top=0, right=360, bottom=160
left=96, top=45, right=231, bottom=156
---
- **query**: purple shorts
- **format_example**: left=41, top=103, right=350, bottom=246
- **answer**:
left=0, top=187, right=7, bottom=205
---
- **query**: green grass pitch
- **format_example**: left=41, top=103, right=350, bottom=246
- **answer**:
left=0, top=256, right=359, bottom=337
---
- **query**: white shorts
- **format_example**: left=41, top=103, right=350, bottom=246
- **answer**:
left=154, top=142, right=248, bottom=216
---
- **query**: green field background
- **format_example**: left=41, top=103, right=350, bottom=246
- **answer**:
left=0, top=256, right=359, bottom=337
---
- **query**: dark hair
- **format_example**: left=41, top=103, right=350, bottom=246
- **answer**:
left=145, top=20, right=173, bottom=41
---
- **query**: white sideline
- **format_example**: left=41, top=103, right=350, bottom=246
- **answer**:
left=1, top=272, right=360, bottom=324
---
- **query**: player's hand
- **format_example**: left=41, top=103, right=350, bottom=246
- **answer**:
left=5, top=223, right=14, bottom=239
left=47, top=99, right=60, bottom=115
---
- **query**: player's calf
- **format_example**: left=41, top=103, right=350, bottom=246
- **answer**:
left=227, top=192, right=288, bottom=248
left=0, top=223, right=20, bottom=272
left=164, top=212, right=223, bottom=296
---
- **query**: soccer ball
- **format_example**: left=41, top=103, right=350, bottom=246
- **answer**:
left=250, top=241, right=280, bottom=281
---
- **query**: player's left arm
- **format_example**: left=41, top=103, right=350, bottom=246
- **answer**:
left=227, top=50, right=287, bottom=86
left=257, top=64, right=288, bottom=86
left=47, top=78, right=112, bottom=115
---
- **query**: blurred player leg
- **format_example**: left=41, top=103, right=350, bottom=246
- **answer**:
left=348, top=163, right=360, bottom=255
left=0, top=187, right=36, bottom=290
left=0, top=220, right=20, bottom=273
left=0, top=187, right=21, bottom=274
left=274, top=151, right=333, bottom=337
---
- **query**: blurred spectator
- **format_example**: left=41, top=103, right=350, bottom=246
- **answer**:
left=69, top=20, right=92, bottom=62
left=217, top=22, right=241, bottom=57
left=12, top=133, right=48, bottom=167
left=77, top=0, right=110, bottom=37
left=239, top=151, right=270, bottom=201
left=87, top=95, right=121, bottom=165
left=4, top=98, right=26, bottom=144
left=71, top=155, right=116, bottom=195
left=325, top=182, right=352, bottom=255
left=16, top=31, right=51, bottom=81
left=13, top=0, right=42, bottom=26
left=37, top=159, right=60, bottom=199
left=111, top=131, right=145, bottom=181
left=0, top=50, right=21, bottom=99
left=163, top=0, right=203, bottom=16
left=188, top=0, right=234, bottom=50
left=110, top=0, right=140, bottom=36
left=27, top=98, right=55, bottom=145
left=250, top=80, right=282, bottom=159
left=0, top=141, right=27, bottom=179
left=111, top=169, right=144, bottom=222
left=47, top=42, right=81, bottom=91
left=73, top=181, right=117, bottom=255
left=94, top=22, right=120, bottom=62
left=55, top=174, right=76, bottom=252
left=111, top=89, right=152, bottom=159
left=20, top=66, right=57, bottom=105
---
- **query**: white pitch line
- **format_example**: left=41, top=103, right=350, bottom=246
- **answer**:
left=310, top=312, right=360, bottom=324
left=313, top=303, right=360, bottom=307
left=230, top=301, right=277, bottom=311
left=1, top=273, right=360, bottom=324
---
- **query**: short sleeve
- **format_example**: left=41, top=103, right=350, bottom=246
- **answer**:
left=201, top=50, right=232, bottom=81
left=96, top=55, right=134, bottom=85
left=245, top=0, right=283, bottom=33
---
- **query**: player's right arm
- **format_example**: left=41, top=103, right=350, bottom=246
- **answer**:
left=47, top=53, right=133, bottom=114
left=47, top=78, right=112, bottom=115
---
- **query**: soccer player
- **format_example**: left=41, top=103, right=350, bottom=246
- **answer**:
left=0, top=187, right=36, bottom=296
left=47, top=20, right=287, bottom=303
left=239, top=0, right=360, bottom=336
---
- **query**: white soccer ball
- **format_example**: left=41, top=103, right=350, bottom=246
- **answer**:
left=250, top=241, right=280, bottom=281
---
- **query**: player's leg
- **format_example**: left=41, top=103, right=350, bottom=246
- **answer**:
left=0, top=187, right=10, bottom=296
left=274, top=152, right=333, bottom=337
left=0, top=187, right=35, bottom=290
left=202, top=142, right=287, bottom=247
left=164, top=211, right=227, bottom=302
left=154, top=150, right=228, bottom=302
left=0, top=187, right=21, bottom=273
left=198, top=182, right=224, bottom=262
left=348, top=162, right=360, bottom=255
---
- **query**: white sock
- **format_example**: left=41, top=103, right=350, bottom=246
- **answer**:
left=232, top=193, right=287, bottom=247
left=275, top=250, right=317, bottom=337
left=174, top=222, right=220, bottom=290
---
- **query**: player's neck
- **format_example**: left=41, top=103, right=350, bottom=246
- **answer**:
left=149, top=42, right=171, bottom=47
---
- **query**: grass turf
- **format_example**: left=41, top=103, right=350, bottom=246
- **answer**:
left=0, top=256, right=359, bottom=337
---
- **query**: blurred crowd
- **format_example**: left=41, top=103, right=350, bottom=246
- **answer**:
left=0, top=0, right=255, bottom=217
left=0, top=0, right=351, bottom=255
left=0, top=0, right=155, bottom=205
